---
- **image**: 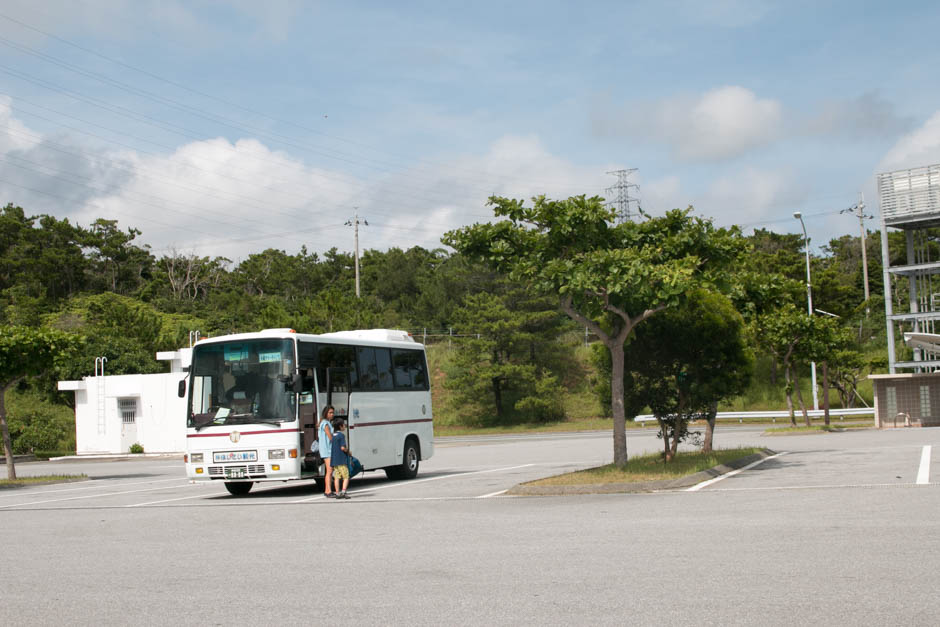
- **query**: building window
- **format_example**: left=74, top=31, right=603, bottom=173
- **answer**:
left=920, top=385, right=931, bottom=417
left=886, top=386, right=897, bottom=417
left=118, top=398, right=138, bottom=424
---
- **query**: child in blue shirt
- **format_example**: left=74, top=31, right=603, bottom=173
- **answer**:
left=330, top=417, right=350, bottom=499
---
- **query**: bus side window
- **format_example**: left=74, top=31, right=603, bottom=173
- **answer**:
left=392, top=349, right=428, bottom=390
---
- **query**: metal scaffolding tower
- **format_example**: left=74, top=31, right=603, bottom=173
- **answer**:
left=878, top=163, right=940, bottom=372
left=605, top=169, right=640, bottom=223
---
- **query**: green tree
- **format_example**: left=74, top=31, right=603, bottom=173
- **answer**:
left=444, top=195, right=744, bottom=464
left=445, top=289, right=566, bottom=424
left=598, top=290, right=753, bottom=459
left=85, top=219, right=154, bottom=295
left=44, top=293, right=204, bottom=381
left=0, top=326, right=81, bottom=479
left=760, top=305, right=825, bottom=426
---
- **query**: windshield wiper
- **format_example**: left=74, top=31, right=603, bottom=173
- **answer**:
left=193, top=419, right=218, bottom=432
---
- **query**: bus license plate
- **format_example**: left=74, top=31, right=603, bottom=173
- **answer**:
left=214, top=450, right=257, bottom=463
left=225, top=467, right=246, bottom=479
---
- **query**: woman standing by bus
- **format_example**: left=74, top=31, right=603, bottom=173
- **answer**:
left=318, top=406, right=335, bottom=497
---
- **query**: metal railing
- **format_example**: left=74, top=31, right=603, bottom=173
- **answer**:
left=634, top=407, right=874, bottom=424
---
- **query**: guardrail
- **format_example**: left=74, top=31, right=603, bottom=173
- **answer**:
left=634, top=407, right=874, bottom=424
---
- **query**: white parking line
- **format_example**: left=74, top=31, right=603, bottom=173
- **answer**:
left=916, top=445, right=932, bottom=485
left=290, top=463, right=535, bottom=503
left=478, top=489, right=507, bottom=498
left=0, top=482, right=195, bottom=509
left=685, top=452, right=788, bottom=491
left=0, top=476, right=187, bottom=499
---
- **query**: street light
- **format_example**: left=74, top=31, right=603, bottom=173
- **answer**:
left=793, top=211, right=819, bottom=411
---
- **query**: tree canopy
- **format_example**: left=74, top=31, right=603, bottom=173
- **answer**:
left=444, top=195, right=746, bottom=464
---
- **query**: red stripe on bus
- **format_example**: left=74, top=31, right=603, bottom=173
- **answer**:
left=350, top=419, right=433, bottom=428
left=187, top=428, right=301, bottom=438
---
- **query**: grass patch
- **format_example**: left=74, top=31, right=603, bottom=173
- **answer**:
left=0, top=474, right=87, bottom=488
left=525, top=447, right=764, bottom=486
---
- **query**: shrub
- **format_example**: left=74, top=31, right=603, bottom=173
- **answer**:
left=129, top=442, right=144, bottom=454
left=7, top=391, right=75, bottom=454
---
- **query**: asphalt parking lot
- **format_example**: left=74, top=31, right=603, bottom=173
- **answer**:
left=2, top=426, right=939, bottom=625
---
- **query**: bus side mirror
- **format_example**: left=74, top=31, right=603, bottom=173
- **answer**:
left=178, top=379, right=186, bottom=398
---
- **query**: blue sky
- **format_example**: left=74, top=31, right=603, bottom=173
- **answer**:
left=1, top=0, right=939, bottom=261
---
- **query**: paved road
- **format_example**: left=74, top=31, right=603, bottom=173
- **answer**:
left=2, top=426, right=939, bottom=625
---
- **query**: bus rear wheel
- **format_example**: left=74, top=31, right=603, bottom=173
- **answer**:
left=386, top=438, right=419, bottom=480
left=224, top=481, right=253, bottom=496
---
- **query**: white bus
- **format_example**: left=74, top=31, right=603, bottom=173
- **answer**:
left=181, top=328, right=433, bottom=495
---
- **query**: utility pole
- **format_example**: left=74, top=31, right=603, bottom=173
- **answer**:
left=344, top=208, right=368, bottom=298
left=841, top=192, right=872, bottom=315
left=605, top=169, right=640, bottom=224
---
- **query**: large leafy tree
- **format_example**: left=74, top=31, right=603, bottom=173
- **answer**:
left=0, top=326, right=81, bottom=479
left=620, top=290, right=753, bottom=459
left=444, top=195, right=744, bottom=464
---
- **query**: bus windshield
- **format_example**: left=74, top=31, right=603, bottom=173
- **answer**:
left=188, top=338, right=297, bottom=429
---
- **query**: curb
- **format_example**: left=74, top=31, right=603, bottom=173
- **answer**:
left=0, top=454, right=38, bottom=464
left=507, top=449, right=777, bottom=496
left=47, top=453, right=184, bottom=462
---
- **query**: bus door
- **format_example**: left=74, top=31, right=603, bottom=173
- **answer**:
left=323, top=366, right=351, bottom=423
left=299, top=368, right=318, bottom=460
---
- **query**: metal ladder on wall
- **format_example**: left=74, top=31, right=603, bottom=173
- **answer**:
left=94, top=357, right=107, bottom=435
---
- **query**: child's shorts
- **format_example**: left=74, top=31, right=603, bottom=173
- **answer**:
left=333, top=464, right=349, bottom=480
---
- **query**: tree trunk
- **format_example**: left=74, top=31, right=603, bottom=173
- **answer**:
left=657, top=417, right=671, bottom=462
left=785, top=363, right=796, bottom=426
left=492, top=377, right=502, bottom=418
left=609, top=341, right=628, bottom=465
left=703, top=401, right=718, bottom=453
left=1, top=383, right=16, bottom=480
left=793, top=368, right=810, bottom=427
left=823, top=361, right=830, bottom=426
left=669, top=419, right=680, bottom=461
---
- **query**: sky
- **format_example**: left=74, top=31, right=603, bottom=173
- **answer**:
left=1, top=0, right=940, bottom=263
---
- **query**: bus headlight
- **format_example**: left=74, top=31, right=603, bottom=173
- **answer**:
left=190, top=453, right=204, bottom=463
left=268, top=449, right=285, bottom=459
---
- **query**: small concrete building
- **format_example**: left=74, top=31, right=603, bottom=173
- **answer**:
left=58, top=349, right=191, bottom=455
left=870, top=371, right=940, bottom=428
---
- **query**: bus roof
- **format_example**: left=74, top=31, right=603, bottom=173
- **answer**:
left=195, top=328, right=419, bottom=347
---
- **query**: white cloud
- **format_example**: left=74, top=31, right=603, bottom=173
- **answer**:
left=877, top=111, right=940, bottom=173
left=592, top=86, right=783, bottom=162
left=0, top=96, right=612, bottom=261
left=669, top=87, right=782, bottom=161
left=0, top=95, right=42, bottom=153
left=83, top=137, right=361, bottom=260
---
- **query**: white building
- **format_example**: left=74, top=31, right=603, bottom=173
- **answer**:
left=58, top=349, right=191, bottom=455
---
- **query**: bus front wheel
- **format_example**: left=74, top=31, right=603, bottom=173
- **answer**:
left=386, top=438, right=419, bottom=480
left=224, top=481, right=253, bottom=496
